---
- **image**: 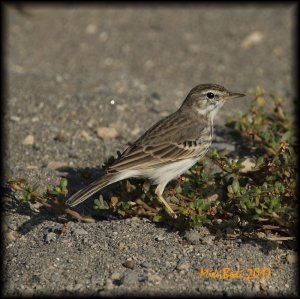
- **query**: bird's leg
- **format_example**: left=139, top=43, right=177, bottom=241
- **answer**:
left=155, top=183, right=177, bottom=219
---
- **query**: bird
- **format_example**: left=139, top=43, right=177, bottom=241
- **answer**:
left=66, top=84, right=245, bottom=218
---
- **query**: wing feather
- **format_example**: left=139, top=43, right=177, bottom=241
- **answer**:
left=108, top=110, right=211, bottom=172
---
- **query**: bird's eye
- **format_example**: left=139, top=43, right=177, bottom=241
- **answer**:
left=207, top=92, right=215, bottom=99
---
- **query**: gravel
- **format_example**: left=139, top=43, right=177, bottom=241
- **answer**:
left=4, top=3, right=297, bottom=297
left=73, top=228, right=89, bottom=236
left=4, top=215, right=298, bottom=296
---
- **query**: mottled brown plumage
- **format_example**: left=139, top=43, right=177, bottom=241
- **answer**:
left=66, top=84, right=245, bottom=218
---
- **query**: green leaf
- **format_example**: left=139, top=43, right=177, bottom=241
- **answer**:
left=54, top=187, right=61, bottom=193
left=94, top=196, right=109, bottom=210
left=232, top=179, right=240, bottom=193
left=255, top=208, right=262, bottom=215
left=152, top=215, right=163, bottom=222
left=256, top=156, right=265, bottom=167
left=60, top=178, right=68, bottom=188
left=227, top=185, right=234, bottom=194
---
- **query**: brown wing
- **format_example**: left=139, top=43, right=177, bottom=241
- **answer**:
left=107, top=111, right=211, bottom=172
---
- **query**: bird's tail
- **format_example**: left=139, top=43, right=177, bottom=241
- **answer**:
left=65, top=173, right=119, bottom=207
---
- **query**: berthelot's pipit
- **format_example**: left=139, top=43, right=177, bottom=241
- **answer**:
left=66, top=84, right=245, bottom=218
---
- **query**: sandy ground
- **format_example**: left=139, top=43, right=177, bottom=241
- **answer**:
left=3, top=3, right=297, bottom=296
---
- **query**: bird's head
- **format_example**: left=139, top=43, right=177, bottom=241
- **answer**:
left=181, top=83, right=245, bottom=119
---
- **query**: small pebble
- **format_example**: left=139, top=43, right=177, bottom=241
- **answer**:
left=6, top=231, right=17, bottom=242
left=111, top=271, right=122, bottom=280
left=22, top=287, right=34, bottom=296
left=54, top=132, right=68, bottom=143
left=10, top=115, right=21, bottom=122
left=45, top=232, right=57, bottom=243
left=155, top=235, right=165, bottom=241
left=80, top=130, right=92, bottom=140
left=123, top=260, right=135, bottom=269
left=22, top=134, right=35, bottom=145
left=47, top=161, right=68, bottom=170
left=32, top=116, right=39, bottom=122
left=200, top=235, right=215, bottom=245
left=241, top=31, right=264, bottom=49
left=286, top=254, right=298, bottom=264
left=96, top=127, right=118, bottom=139
left=131, top=127, right=141, bottom=136
left=86, top=24, right=97, bottom=34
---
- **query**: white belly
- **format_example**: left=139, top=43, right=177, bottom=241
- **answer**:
left=114, top=158, right=200, bottom=186
left=140, top=158, right=199, bottom=185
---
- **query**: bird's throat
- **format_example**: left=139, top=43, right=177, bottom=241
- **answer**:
left=196, top=102, right=224, bottom=122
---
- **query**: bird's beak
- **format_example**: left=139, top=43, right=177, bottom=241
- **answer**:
left=225, top=92, right=246, bottom=100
